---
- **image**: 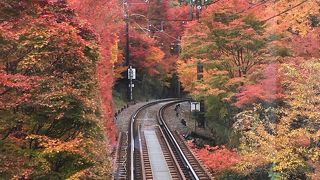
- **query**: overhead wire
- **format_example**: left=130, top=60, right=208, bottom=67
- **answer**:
left=126, top=0, right=229, bottom=42
left=134, top=20, right=180, bottom=41
left=132, top=18, right=181, bottom=41
left=133, top=21, right=151, bottom=35
left=129, top=0, right=311, bottom=45
left=210, top=0, right=224, bottom=4
left=127, top=0, right=311, bottom=34
left=262, top=0, right=310, bottom=22
left=236, top=0, right=270, bottom=15
left=149, top=24, right=181, bottom=41
left=233, top=0, right=311, bottom=23
left=149, top=0, right=224, bottom=22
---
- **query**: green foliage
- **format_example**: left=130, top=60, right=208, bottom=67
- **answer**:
left=271, top=46, right=291, bottom=57
left=205, top=95, right=240, bottom=146
left=268, top=170, right=282, bottom=180
left=219, top=165, right=270, bottom=180
left=39, top=151, right=92, bottom=179
left=217, top=170, right=246, bottom=180
left=213, top=13, right=239, bottom=24
left=114, top=73, right=171, bottom=101
left=112, top=90, right=127, bottom=109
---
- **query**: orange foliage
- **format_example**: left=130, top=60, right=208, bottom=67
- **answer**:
left=235, top=64, right=285, bottom=107
left=188, top=141, right=240, bottom=173
left=0, top=72, right=40, bottom=109
left=177, top=58, right=197, bottom=93
left=124, top=30, right=166, bottom=75
left=291, top=28, right=320, bottom=58
left=258, top=0, right=319, bottom=35
left=68, top=0, right=122, bottom=145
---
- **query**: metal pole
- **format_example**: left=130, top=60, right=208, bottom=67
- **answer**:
left=177, top=80, right=181, bottom=98
left=160, top=21, right=164, bottom=31
left=124, top=1, right=133, bottom=102
left=125, top=6, right=129, bottom=66
left=194, top=111, right=197, bottom=133
left=189, top=3, right=193, bottom=20
left=129, top=66, right=133, bottom=101
left=200, top=100, right=204, bottom=128
left=196, top=0, right=200, bottom=20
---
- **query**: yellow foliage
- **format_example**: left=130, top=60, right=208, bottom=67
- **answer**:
left=177, top=58, right=233, bottom=99
left=145, top=46, right=165, bottom=63
left=110, top=40, right=119, bottom=64
left=66, top=170, right=86, bottom=180
left=234, top=152, right=268, bottom=175
left=176, top=58, right=197, bottom=93
left=26, top=134, right=83, bottom=155
left=262, top=0, right=320, bottom=35
left=271, top=148, right=306, bottom=175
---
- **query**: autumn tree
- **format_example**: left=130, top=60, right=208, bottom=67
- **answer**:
left=178, top=0, right=274, bottom=102
left=235, top=63, right=285, bottom=107
left=68, top=0, right=123, bottom=145
left=0, top=0, right=112, bottom=178
left=290, top=27, right=320, bottom=58
left=113, top=0, right=190, bottom=99
left=177, top=0, right=271, bottom=145
left=182, top=0, right=269, bottom=78
left=230, top=5, right=320, bottom=178
left=187, top=141, right=240, bottom=175
left=176, top=0, right=320, bottom=179
left=258, top=0, right=320, bottom=35
left=233, top=58, right=320, bottom=178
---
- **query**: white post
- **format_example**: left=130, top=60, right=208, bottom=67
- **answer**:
left=129, top=66, right=133, bottom=101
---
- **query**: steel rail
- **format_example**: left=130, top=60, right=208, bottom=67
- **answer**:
left=128, top=98, right=182, bottom=180
left=158, top=100, right=200, bottom=180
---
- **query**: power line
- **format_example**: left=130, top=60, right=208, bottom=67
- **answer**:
left=209, top=0, right=224, bottom=4
left=134, top=20, right=180, bottom=41
left=132, top=17, right=181, bottom=41
left=149, top=0, right=224, bottom=22
left=217, top=0, right=310, bottom=26
left=236, top=0, right=270, bottom=15
left=127, top=0, right=224, bottom=42
left=150, top=24, right=180, bottom=41
left=149, top=18, right=192, bottom=22
left=262, top=0, right=310, bottom=22
left=133, top=21, right=150, bottom=35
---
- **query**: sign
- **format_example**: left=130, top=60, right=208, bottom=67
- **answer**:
left=128, top=66, right=136, bottom=79
left=129, top=84, right=134, bottom=88
left=190, top=102, right=200, bottom=111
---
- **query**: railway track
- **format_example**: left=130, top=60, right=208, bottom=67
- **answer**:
left=114, top=132, right=128, bottom=180
left=158, top=102, right=212, bottom=180
left=113, top=99, right=212, bottom=180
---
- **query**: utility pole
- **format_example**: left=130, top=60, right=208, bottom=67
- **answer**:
left=189, top=3, right=193, bottom=20
left=128, top=66, right=135, bottom=101
left=124, top=0, right=134, bottom=102
left=195, top=0, right=201, bottom=20
left=125, top=2, right=129, bottom=67
left=197, top=61, right=203, bottom=80
left=197, top=61, right=205, bottom=128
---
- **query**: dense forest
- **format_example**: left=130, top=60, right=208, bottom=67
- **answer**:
left=178, top=0, right=320, bottom=179
left=0, top=0, right=320, bottom=179
left=0, top=0, right=117, bottom=178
